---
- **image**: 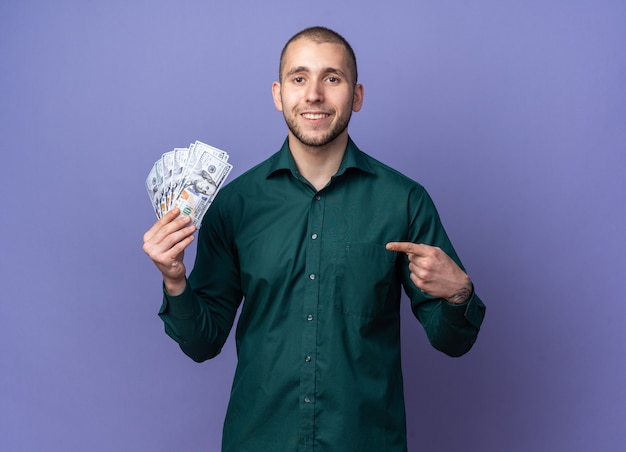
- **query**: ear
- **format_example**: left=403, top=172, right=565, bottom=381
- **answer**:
left=352, top=83, right=364, bottom=112
left=272, top=81, right=283, bottom=112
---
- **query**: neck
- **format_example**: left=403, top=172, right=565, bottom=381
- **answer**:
left=288, top=133, right=348, bottom=191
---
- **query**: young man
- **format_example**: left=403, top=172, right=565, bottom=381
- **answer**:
left=144, top=26, right=485, bottom=451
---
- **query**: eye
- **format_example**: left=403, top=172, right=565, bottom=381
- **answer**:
left=293, top=76, right=305, bottom=84
left=326, top=76, right=340, bottom=83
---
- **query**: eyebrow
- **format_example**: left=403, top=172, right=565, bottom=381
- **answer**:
left=285, top=66, right=348, bottom=79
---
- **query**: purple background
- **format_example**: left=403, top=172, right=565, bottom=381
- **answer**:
left=1, top=1, right=625, bottom=451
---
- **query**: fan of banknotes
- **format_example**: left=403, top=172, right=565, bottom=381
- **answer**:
left=146, top=140, right=233, bottom=228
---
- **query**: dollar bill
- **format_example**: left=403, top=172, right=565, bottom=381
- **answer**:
left=172, top=149, right=232, bottom=228
left=145, top=163, right=160, bottom=215
left=155, top=159, right=166, bottom=218
left=161, top=150, right=176, bottom=212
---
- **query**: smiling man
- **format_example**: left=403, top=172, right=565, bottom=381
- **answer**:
left=143, top=26, right=486, bottom=451
left=271, top=35, right=364, bottom=192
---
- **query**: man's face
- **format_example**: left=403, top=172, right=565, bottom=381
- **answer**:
left=273, top=39, right=363, bottom=148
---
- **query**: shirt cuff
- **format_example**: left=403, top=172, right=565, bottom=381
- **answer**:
left=158, top=281, right=199, bottom=318
left=440, top=291, right=485, bottom=329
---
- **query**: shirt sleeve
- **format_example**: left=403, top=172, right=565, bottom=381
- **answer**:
left=402, top=186, right=486, bottom=357
left=158, top=192, right=243, bottom=362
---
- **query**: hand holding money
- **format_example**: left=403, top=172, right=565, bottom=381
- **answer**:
left=143, top=208, right=196, bottom=295
left=144, top=140, right=233, bottom=294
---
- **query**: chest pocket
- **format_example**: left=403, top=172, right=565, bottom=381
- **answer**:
left=333, top=243, right=397, bottom=318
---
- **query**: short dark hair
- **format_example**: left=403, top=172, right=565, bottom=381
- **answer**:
left=279, top=26, right=358, bottom=85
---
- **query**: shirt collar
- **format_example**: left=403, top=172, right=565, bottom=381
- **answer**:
left=266, top=136, right=375, bottom=179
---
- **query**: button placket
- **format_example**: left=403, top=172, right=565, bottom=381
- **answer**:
left=298, top=191, right=325, bottom=447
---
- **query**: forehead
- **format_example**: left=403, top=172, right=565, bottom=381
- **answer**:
left=281, top=38, right=350, bottom=75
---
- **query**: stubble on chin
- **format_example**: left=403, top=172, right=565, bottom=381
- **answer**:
left=284, top=112, right=351, bottom=148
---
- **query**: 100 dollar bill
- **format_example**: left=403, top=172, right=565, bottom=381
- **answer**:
left=171, top=149, right=232, bottom=227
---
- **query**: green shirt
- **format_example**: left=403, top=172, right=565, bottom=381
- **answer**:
left=159, top=137, right=486, bottom=451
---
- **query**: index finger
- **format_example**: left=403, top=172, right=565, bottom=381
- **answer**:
left=385, top=241, right=429, bottom=256
left=143, top=208, right=185, bottom=241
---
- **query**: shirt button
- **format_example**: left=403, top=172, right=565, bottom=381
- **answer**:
left=311, top=233, right=318, bottom=240
left=305, top=355, right=311, bottom=362
left=309, top=274, right=316, bottom=280
left=307, top=314, right=313, bottom=321
left=315, top=195, right=321, bottom=201
left=304, top=396, right=311, bottom=403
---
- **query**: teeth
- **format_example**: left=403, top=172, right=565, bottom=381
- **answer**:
left=303, top=113, right=327, bottom=120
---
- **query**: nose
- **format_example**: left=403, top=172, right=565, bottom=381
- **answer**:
left=304, top=80, right=323, bottom=103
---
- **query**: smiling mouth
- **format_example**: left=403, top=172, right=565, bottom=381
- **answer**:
left=302, top=113, right=329, bottom=120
